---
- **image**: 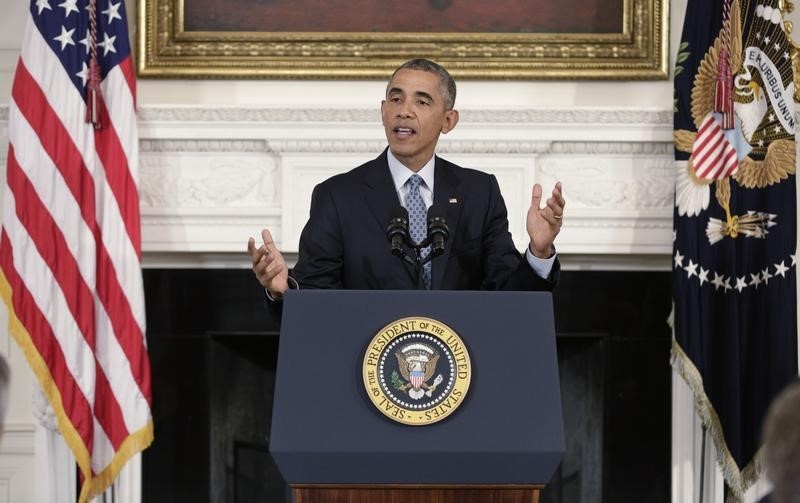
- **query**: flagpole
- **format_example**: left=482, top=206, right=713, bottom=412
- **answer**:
left=699, top=423, right=706, bottom=503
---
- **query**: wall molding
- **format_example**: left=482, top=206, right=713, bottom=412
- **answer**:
left=0, top=106, right=678, bottom=128
left=0, top=423, right=35, bottom=456
left=139, top=138, right=674, bottom=156
left=134, top=106, right=672, bottom=125
left=0, top=422, right=36, bottom=503
left=139, top=139, right=269, bottom=153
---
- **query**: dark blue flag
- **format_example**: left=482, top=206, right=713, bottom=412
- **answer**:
left=672, top=0, right=797, bottom=498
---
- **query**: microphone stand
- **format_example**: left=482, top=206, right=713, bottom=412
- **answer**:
left=413, top=240, right=427, bottom=290
left=395, top=238, right=440, bottom=290
left=388, top=206, right=448, bottom=290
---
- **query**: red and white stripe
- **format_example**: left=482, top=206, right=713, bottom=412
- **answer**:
left=692, top=114, right=739, bottom=180
left=1, top=11, right=152, bottom=502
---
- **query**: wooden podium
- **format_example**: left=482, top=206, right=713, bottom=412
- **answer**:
left=270, top=290, right=564, bottom=503
left=292, top=484, right=543, bottom=503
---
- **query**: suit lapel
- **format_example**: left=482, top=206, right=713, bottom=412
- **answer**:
left=432, top=157, right=463, bottom=290
left=363, top=150, right=417, bottom=284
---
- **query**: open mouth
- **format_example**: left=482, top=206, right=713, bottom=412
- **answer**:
left=393, top=127, right=416, bottom=137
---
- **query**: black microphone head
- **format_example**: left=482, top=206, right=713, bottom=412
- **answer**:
left=427, top=205, right=449, bottom=235
left=387, top=206, right=409, bottom=251
left=426, top=205, right=449, bottom=256
left=389, top=205, right=409, bottom=223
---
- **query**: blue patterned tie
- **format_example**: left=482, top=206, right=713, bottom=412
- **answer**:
left=404, top=174, right=432, bottom=289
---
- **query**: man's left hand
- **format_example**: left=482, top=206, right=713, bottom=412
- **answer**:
left=526, top=182, right=565, bottom=259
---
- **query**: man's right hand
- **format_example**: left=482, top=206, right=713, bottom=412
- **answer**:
left=247, top=229, right=289, bottom=298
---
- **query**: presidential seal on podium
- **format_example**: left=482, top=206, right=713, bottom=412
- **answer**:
left=362, top=316, right=471, bottom=425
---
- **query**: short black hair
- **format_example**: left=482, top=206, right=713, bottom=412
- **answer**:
left=388, top=59, right=457, bottom=110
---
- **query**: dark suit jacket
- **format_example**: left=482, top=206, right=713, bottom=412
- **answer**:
left=291, top=149, right=559, bottom=291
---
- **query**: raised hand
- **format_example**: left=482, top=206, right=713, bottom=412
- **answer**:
left=526, top=182, right=565, bottom=259
left=247, top=229, right=289, bottom=297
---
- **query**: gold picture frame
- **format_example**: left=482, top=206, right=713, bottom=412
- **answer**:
left=137, top=0, right=668, bottom=80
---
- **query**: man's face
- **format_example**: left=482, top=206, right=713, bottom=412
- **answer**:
left=381, top=69, right=459, bottom=172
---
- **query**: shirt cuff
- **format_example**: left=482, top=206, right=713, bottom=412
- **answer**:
left=525, top=246, right=556, bottom=279
left=265, top=276, right=300, bottom=302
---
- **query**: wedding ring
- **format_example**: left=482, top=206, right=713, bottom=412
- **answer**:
left=553, top=214, right=563, bottom=219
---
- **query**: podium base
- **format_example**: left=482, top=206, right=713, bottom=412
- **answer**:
left=292, top=484, right=543, bottom=503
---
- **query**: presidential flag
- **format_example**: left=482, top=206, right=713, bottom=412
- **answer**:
left=672, top=0, right=797, bottom=498
left=0, top=1, right=152, bottom=501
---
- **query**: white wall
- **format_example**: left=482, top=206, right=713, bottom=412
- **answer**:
left=0, top=0, right=39, bottom=481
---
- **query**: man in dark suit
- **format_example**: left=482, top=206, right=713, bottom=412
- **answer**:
left=248, top=58, right=565, bottom=296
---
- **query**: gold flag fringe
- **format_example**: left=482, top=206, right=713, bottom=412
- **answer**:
left=671, top=337, right=763, bottom=501
left=0, top=268, right=154, bottom=503
left=79, top=422, right=154, bottom=503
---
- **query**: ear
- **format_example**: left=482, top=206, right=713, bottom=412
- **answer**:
left=440, top=109, right=459, bottom=135
left=380, top=100, right=389, bottom=125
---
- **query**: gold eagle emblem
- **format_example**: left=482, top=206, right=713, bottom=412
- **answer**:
left=674, top=0, right=796, bottom=243
left=395, top=344, right=442, bottom=400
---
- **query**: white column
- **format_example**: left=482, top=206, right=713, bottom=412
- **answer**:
left=32, top=386, right=75, bottom=503
left=671, top=368, right=724, bottom=503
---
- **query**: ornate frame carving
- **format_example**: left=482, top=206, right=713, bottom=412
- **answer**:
left=137, top=0, right=669, bottom=79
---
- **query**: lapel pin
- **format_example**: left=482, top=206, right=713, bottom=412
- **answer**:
left=449, top=198, right=458, bottom=204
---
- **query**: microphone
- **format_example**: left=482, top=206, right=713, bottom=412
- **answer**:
left=386, top=206, right=409, bottom=256
left=427, top=205, right=449, bottom=256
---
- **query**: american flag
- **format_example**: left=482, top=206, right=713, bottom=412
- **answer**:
left=0, top=1, right=152, bottom=501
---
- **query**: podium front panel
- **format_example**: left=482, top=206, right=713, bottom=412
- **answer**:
left=270, top=290, right=564, bottom=484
